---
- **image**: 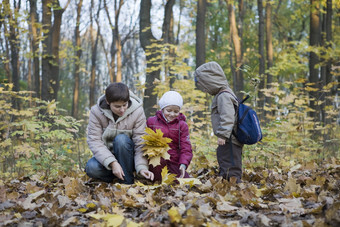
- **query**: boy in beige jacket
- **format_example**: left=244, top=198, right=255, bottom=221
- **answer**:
left=195, top=62, right=243, bottom=183
left=85, top=83, right=154, bottom=184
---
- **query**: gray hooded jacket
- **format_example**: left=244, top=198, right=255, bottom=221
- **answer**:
left=87, top=91, right=148, bottom=174
left=195, top=61, right=242, bottom=147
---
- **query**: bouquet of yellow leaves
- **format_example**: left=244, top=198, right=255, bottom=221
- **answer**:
left=142, top=127, right=172, bottom=167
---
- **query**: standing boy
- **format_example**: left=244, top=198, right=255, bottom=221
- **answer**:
left=194, top=62, right=243, bottom=183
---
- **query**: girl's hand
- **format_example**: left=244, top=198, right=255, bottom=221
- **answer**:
left=110, top=161, right=125, bottom=181
left=217, top=137, right=226, bottom=146
left=179, top=164, right=186, bottom=178
left=140, top=169, right=154, bottom=181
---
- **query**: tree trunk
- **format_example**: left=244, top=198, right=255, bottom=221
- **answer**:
left=238, top=0, right=245, bottom=57
left=265, top=0, right=274, bottom=120
left=50, top=5, right=64, bottom=101
left=115, top=0, right=123, bottom=82
left=257, top=0, right=265, bottom=118
left=6, top=0, right=20, bottom=94
left=162, top=0, right=175, bottom=88
left=72, top=0, right=83, bottom=119
left=29, top=0, right=40, bottom=98
left=41, top=0, right=53, bottom=101
left=227, top=0, right=243, bottom=99
left=41, top=0, right=69, bottom=102
left=103, top=0, right=123, bottom=83
left=309, top=0, right=320, bottom=121
left=1, top=3, right=12, bottom=83
left=140, top=0, right=162, bottom=117
left=103, top=0, right=116, bottom=83
left=323, top=0, right=333, bottom=125
left=6, top=0, right=20, bottom=109
left=196, top=0, right=206, bottom=68
left=89, top=0, right=101, bottom=108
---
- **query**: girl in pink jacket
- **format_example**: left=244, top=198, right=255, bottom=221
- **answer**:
left=147, top=91, right=193, bottom=182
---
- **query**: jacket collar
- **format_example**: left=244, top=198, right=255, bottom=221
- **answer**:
left=97, top=90, right=143, bottom=123
left=156, top=110, right=186, bottom=124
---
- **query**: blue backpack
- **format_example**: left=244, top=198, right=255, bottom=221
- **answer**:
left=219, top=91, right=263, bottom=145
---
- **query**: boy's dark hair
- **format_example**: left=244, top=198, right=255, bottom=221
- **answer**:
left=105, top=83, right=130, bottom=103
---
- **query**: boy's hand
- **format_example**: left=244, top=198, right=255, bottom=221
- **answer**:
left=110, top=161, right=125, bottom=181
left=217, top=138, right=226, bottom=146
left=140, top=169, right=154, bottom=181
left=179, top=164, right=186, bottom=178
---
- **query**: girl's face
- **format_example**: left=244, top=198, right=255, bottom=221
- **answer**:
left=162, top=105, right=180, bottom=122
left=108, top=100, right=129, bottom=116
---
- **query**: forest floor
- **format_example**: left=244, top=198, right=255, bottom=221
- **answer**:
left=0, top=158, right=339, bottom=226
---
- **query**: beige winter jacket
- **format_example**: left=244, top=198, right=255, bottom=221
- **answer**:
left=194, top=61, right=243, bottom=147
left=87, top=91, right=148, bottom=174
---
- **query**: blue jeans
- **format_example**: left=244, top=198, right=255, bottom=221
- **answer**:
left=85, top=134, right=135, bottom=184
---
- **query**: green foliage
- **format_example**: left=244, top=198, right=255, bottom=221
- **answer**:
left=243, top=79, right=339, bottom=169
left=0, top=83, right=92, bottom=180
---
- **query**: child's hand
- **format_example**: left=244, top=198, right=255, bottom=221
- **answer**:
left=110, top=161, right=125, bottom=181
left=217, top=137, right=226, bottom=145
left=140, top=169, right=154, bottom=181
left=179, top=164, right=186, bottom=178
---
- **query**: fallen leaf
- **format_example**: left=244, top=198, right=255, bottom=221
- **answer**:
left=177, top=178, right=202, bottom=187
left=20, top=189, right=45, bottom=210
left=168, top=206, right=181, bottom=223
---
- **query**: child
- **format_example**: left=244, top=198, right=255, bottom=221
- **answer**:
left=147, top=91, right=193, bottom=182
left=85, top=82, right=154, bottom=184
left=194, top=62, right=243, bottom=183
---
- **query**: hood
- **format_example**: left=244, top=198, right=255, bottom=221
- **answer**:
left=97, top=90, right=143, bottom=123
left=194, top=61, right=233, bottom=96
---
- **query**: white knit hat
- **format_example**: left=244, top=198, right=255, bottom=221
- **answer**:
left=159, top=91, right=183, bottom=110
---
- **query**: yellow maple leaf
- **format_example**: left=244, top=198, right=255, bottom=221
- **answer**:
left=168, top=206, right=181, bottom=223
left=142, top=127, right=172, bottom=166
left=46, top=100, right=57, bottom=115
left=161, top=166, right=177, bottom=185
left=88, top=212, right=124, bottom=227
left=177, top=178, right=202, bottom=188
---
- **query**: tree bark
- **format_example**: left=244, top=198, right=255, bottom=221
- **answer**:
left=41, top=0, right=53, bottom=101
left=323, top=0, right=333, bottom=125
left=72, top=0, right=83, bottom=118
left=226, top=0, right=243, bottom=99
left=140, top=0, right=162, bottom=117
left=257, top=0, right=265, bottom=118
left=6, top=0, right=20, bottom=94
left=89, top=0, right=101, bottom=108
left=196, top=0, right=206, bottom=68
left=29, top=0, right=40, bottom=98
left=265, top=0, right=274, bottom=119
left=103, top=0, right=123, bottom=83
left=41, top=0, right=70, bottom=101
left=50, top=4, right=63, bottom=101
left=104, top=0, right=116, bottom=83
left=1, top=3, right=12, bottom=83
left=309, top=0, right=320, bottom=121
left=162, top=0, right=175, bottom=88
left=114, top=0, right=123, bottom=82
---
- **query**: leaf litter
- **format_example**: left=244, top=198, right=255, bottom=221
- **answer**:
left=0, top=158, right=339, bottom=226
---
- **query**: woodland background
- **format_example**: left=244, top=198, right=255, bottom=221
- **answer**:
left=0, top=0, right=339, bottom=226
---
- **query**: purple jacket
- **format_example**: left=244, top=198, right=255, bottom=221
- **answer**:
left=147, top=111, right=193, bottom=180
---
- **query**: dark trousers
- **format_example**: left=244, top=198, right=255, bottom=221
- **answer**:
left=217, top=141, right=242, bottom=182
left=85, top=134, right=135, bottom=184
